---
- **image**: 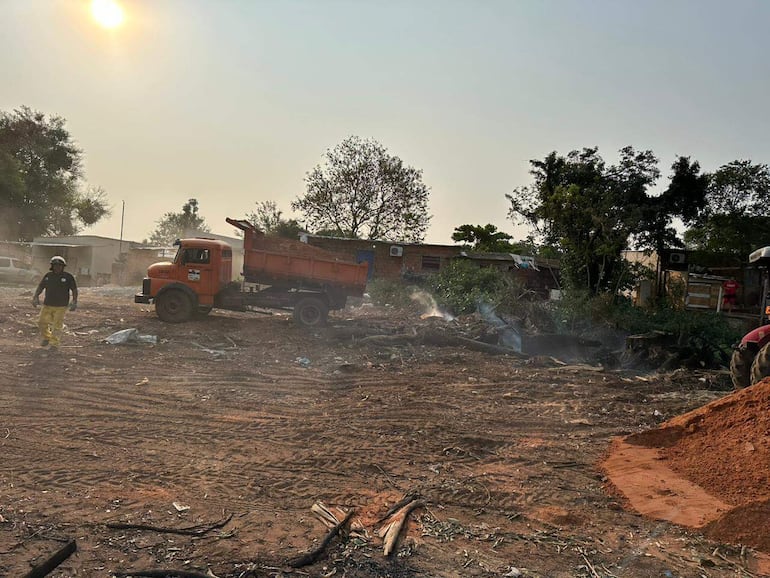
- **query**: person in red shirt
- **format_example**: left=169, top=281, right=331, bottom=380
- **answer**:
left=722, top=278, right=739, bottom=313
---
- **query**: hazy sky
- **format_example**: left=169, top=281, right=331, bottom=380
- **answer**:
left=2, top=0, right=769, bottom=244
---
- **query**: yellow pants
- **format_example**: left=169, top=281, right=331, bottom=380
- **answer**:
left=38, top=305, right=67, bottom=347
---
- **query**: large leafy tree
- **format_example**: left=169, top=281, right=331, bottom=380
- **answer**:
left=452, top=224, right=512, bottom=251
left=146, top=198, right=210, bottom=245
left=292, top=136, right=431, bottom=242
left=635, top=156, right=709, bottom=254
left=507, top=147, right=707, bottom=293
left=0, top=106, right=110, bottom=241
left=451, top=223, right=538, bottom=253
left=684, top=160, right=770, bottom=258
left=245, top=200, right=304, bottom=239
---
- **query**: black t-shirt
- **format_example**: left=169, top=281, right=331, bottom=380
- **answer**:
left=38, top=272, right=77, bottom=307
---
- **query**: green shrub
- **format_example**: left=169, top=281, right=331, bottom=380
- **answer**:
left=366, top=278, right=416, bottom=307
left=550, top=288, right=741, bottom=363
left=425, top=260, right=509, bottom=315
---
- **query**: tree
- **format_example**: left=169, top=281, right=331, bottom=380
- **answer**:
left=684, top=160, right=770, bottom=257
left=634, top=156, right=709, bottom=254
left=452, top=224, right=511, bottom=250
left=245, top=200, right=304, bottom=239
left=507, top=147, right=707, bottom=294
left=146, top=198, right=210, bottom=245
left=0, top=106, right=110, bottom=241
left=292, top=136, right=431, bottom=242
left=452, top=223, right=535, bottom=253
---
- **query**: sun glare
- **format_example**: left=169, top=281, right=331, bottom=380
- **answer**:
left=91, top=0, right=125, bottom=29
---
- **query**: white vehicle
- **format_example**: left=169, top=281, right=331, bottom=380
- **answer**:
left=0, top=256, right=39, bottom=284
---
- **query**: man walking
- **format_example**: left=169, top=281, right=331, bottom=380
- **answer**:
left=33, top=256, right=78, bottom=348
left=722, top=277, right=739, bottom=314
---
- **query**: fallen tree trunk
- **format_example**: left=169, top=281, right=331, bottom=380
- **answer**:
left=423, top=331, right=525, bottom=357
left=358, top=329, right=526, bottom=357
left=357, top=333, right=417, bottom=346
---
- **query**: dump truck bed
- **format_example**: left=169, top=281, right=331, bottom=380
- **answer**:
left=226, top=218, right=368, bottom=294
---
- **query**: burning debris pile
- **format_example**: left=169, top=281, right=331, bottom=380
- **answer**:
left=352, top=287, right=736, bottom=374
left=342, top=293, right=612, bottom=366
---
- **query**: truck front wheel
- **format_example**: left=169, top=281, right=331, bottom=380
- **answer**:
left=156, top=289, right=193, bottom=323
left=293, top=296, right=328, bottom=327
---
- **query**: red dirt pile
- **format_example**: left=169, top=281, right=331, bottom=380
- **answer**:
left=605, top=378, right=770, bottom=558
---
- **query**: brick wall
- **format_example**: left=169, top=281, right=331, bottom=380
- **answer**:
left=302, top=236, right=464, bottom=281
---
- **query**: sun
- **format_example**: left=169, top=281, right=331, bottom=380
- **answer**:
left=90, top=0, right=125, bottom=29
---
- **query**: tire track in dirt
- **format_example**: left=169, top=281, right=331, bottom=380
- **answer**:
left=4, top=354, right=437, bottom=515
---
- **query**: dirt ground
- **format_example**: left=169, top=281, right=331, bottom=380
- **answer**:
left=0, top=285, right=766, bottom=577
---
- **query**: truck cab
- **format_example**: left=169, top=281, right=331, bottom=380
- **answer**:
left=135, top=238, right=233, bottom=321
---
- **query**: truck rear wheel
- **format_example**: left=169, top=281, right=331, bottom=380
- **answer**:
left=730, top=345, right=754, bottom=389
left=293, top=296, right=328, bottom=327
left=750, top=343, right=770, bottom=386
left=156, top=289, right=193, bottom=323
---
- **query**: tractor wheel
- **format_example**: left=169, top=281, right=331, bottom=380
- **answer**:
left=293, top=296, right=328, bottom=327
left=750, top=343, right=770, bottom=386
left=156, top=289, right=193, bottom=323
left=730, top=345, right=754, bottom=389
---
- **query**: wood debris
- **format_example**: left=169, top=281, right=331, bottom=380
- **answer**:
left=106, top=513, right=232, bottom=536
left=288, top=508, right=354, bottom=568
left=377, top=494, right=425, bottom=557
left=22, top=539, right=76, bottom=578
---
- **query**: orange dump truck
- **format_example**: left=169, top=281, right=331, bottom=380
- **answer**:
left=135, top=218, right=368, bottom=326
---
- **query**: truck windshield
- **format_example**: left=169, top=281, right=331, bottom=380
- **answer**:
left=182, top=248, right=210, bottom=264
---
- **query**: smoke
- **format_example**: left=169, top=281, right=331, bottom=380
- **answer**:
left=477, top=300, right=522, bottom=352
left=410, top=289, right=455, bottom=321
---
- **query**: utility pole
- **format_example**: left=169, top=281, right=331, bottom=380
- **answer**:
left=119, top=200, right=125, bottom=253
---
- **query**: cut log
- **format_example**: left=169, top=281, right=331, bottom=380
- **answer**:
left=22, top=539, right=76, bottom=578
left=421, top=330, right=525, bottom=357
left=379, top=500, right=425, bottom=556
left=357, top=333, right=418, bottom=346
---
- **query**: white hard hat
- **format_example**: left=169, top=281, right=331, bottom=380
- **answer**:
left=50, top=256, right=67, bottom=266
